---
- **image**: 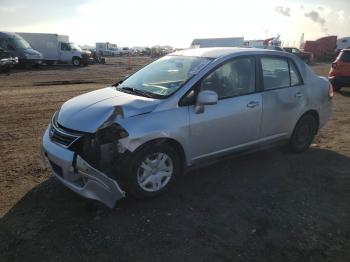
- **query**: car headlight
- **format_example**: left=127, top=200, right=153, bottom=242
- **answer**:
left=96, top=124, right=129, bottom=144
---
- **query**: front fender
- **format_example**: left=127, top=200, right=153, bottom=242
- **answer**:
left=117, top=107, right=191, bottom=164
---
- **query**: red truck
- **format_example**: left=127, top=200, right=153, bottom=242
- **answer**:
left=283, top=47, right=314, bottom=64
left=301, top=36, right=337, bottom=61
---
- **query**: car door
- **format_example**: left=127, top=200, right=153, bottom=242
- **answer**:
left=259, top=56, right=305, bottom=140
left=59, top=42, right=72, bottom=62
left=188, top=56, right=262, bottom=161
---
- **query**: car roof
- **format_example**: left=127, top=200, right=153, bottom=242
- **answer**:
left=170, top=47, right=286, bottom=59
left=0, top=31, right=18, bottom=38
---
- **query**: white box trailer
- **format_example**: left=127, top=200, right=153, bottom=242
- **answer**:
left=96, top=42, right=119, bottom=56
left=337, top=37, right=350, bottom=51
left=190, top=37, right=244, bottom=48
left=17, top=33, right=91, bottom=66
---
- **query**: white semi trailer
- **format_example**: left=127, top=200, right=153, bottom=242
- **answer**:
left=17, top=33, right=92, bottom=66
left=190, top=37, right=245, bottom=48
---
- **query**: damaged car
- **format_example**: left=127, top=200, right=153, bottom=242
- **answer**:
left=42, top=48, right=332, bottom=207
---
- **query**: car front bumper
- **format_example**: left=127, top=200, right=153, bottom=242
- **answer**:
left=42, top=127, right=125, bottom=207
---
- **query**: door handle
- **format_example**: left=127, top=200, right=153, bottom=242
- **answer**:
left=295, top=92, right=303, bottom=98
left=247, top=101, right=259, bottom=108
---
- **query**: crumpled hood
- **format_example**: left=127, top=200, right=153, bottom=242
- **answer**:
left=57, top=87, right=160, bottom=133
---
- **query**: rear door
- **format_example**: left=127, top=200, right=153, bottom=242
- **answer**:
left=259, top=56, right=305, bottom=140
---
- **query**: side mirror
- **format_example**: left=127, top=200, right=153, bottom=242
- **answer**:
left=195, top=90, right=218, bottom=114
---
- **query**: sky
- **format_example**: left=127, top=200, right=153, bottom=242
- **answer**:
left=0, top=0, right=349, bottom=48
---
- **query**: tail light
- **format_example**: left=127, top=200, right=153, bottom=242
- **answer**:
left=328, top=83, right=334, bottom=99
left=331, top=62, right=337, bottom=69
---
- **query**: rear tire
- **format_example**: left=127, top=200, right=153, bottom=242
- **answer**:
left=121, top=144, right=181, bottom=199
left=289, top=114, right=318, bottom=153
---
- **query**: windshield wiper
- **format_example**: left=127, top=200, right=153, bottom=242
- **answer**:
left=117, top=86, right=154, bottom=98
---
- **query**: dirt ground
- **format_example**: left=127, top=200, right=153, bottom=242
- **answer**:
left=0, top=58, right=349, bottom=261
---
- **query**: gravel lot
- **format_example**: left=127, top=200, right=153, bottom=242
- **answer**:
left=0, top=58, right=349, bottom=261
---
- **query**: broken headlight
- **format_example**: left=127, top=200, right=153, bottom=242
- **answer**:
left=95, top=123, right=129, bottom=144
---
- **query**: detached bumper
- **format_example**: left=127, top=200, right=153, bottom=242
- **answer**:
left=82, top=56, right=93, bottom=65
left=42, top=127, right=125, bottom=207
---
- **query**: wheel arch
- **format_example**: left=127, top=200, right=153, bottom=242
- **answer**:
left=293, top=109, right=320, bottom=134
left=131, top=137, right=187, bottom=173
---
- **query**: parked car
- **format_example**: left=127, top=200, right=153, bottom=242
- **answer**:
left=42, top=48, right=332, bottom=207
left=0, top=32, right=43, bottom=67
left=95, top=42, right=119, bottom=57
left=284, top=47, right=314, bottom=64
left=119, top=47, right=130, bottom=56
left=18, top=33, right=92, bottom=66
left=328, top=49, right=350, bottom=91
left=0, top=48, right=18, bottom=73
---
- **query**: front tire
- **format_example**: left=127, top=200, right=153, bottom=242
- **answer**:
left=72, top=57, right=81, bottom=66
left=289, top=114, right=318, bottom=153
left=122, top=144, right=181, bottom=199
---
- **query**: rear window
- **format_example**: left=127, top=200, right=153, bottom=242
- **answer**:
left=261, top=57, right=290, bottom=89
left=261, top=57, right=302, bottom=90
left=339, top=51, right=350, bottom=62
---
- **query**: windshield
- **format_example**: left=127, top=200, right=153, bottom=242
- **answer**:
left=10, top=36, right=31, bottom=49
left=69, top=43, right=81, bottom=51
left=119, top=55, right=211, bottom=97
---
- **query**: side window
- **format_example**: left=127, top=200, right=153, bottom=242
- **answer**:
left=0, top=39, right=7, bottom=49
left=201, top=57, right=255, bottom=99
left=261, top=57, right=290, bottom=90
left=289, top=61, right=302, bottom=86
left=61, top=43, right=70, bottom=51
left=340, top=51, right=350, bottom=62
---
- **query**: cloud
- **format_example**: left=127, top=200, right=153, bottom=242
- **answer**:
left=275, top=6, right=291, bottom=16
left=304, top=10, right=326, bottom=26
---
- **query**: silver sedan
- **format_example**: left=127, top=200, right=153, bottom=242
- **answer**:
left=42, top=48, right=332, bottom=207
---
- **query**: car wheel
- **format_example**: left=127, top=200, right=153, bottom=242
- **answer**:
left=289, top=114, right=318, bottom=153
left=72, top=57, right=81, bottom=66
left=122, top=144, right=181, bottom=198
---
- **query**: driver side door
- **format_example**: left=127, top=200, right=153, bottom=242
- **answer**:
left=188, top=56, right=263, bottom=162
left=59, top=42, right=72, bottom=62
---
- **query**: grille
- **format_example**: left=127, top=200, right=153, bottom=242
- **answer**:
left=50, top=116, right=82, bottom=147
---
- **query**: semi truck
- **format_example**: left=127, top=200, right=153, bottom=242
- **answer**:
left=17, top=33, right=92, bottom=66
left=0, top=32, right=43, bottom=67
